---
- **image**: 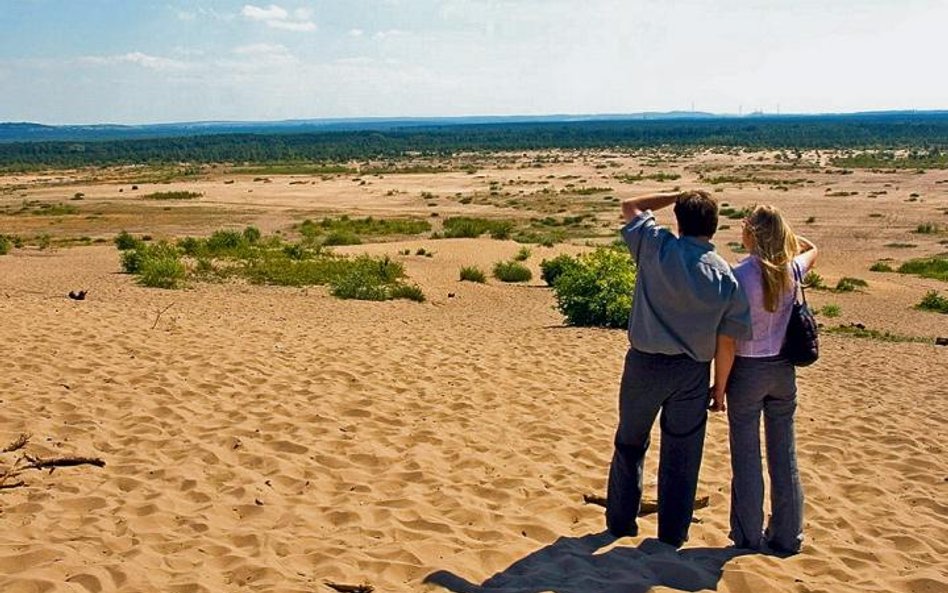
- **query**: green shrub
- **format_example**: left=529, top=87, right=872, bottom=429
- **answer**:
left=869, top=262, right=893, bottom=272
left=459, top=266, right=487, bottom=283
left=917, top=290, right=948, bottom=313
left=514, top=246, right=532, bottom=261
left=540, top=254, right=580, bottom=286
left=898, top=256, right=948, bottom=281
left=493, top=261, right=533, bottom=283
left=820, top=304, right=841, bottom=318
left=804, top=270, right=825, bottom=289
left=328, top=255, right=411, bottom=301
left=123, top=242, right=185, bottom=288
left=835, top=277, right=868, bottom=292
left=550, top=246, right=636, bottom=328
left=114, top=231, right=142, bottom=251
left=139, top=250, right=186, bottom=289
left=121, top=248, right=145, bottom=273
left=243, top=225, right=262, bottom=244
left=0, top=235, right=12, bottom=255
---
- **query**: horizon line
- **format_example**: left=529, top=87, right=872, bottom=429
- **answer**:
left=4, top=108, right=948, bottom=129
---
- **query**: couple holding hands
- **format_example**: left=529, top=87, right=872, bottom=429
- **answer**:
left=606, top=190, right=817, bottom=554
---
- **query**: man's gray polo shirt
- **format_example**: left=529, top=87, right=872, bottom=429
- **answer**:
left=622, top=210, right=751, bottom=362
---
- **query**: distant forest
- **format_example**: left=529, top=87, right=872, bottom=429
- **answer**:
left=2, top=113, right=948, bottom=170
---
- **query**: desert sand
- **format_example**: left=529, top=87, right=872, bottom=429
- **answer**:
left=1, top=149, right=947, bottom=593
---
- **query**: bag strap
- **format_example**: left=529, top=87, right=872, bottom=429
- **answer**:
left=792, top=261, right=808, bottom=305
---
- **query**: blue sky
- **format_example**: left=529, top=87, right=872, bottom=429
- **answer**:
left=1, top=0, right=945, bottom=124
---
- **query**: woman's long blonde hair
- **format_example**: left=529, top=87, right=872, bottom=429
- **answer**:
left=745, top=205, right=799, bottom=312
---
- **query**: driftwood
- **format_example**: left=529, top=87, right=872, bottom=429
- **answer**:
left=23, top=455, right=106, bottom=471
left=0, top=480, right=25, bottom=490
left=325, top=582, right=374, bottom=593
left=583, top=493, right=710, bottom=516
left=2, top=433, right=30, bottom=453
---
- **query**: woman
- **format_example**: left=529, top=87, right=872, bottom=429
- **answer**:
left=711, top=205, right=818, bottom=554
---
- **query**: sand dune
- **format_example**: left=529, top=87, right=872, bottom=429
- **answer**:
left=0, top=238, right=945, bottom=593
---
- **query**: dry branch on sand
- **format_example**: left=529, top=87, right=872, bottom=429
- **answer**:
left=582, top=493, right=710, bottom=516
left=325, top=581, right=374, bottom=593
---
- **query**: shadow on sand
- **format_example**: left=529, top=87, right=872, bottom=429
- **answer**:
left=424, top=531, right=752, bottom=593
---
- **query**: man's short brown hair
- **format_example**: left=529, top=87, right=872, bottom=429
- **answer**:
left=674, top=190, right=718, bottom=238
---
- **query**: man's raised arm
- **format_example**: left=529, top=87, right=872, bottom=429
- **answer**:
left=621, top=192, right=682, bottom=224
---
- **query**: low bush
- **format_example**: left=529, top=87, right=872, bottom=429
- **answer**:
left=114, top=230, right=143, bottom=251
left=540, top=254, right=581, bottom=286
left=835, top=277, right=868, bottom=292
left=803, top=270, right=825, bottom=289
left=443, top=217, right=514, bottom=239
left=493, top=261, right=533, bottom=282
left=820, top=304, right=841, bottom=318
left=869, top=262, right=893, bottom=272
left=514, top=247, right=532, bottom=261
left=550, top=246, right=636, bottom=328
left=459, top=266, right=487, bottom=283
left=121, top=242, right=186, bottom=288
left=917, top=290, right=948, bottom=313
left=0, top=235, right=13, bottom=255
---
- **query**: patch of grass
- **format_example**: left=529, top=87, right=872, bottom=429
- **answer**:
left=143, top=191, right=203, bottom=201
left=719, top=206, right=754, bottom=220
left=493, top=261, right=533, bottom=283
left=869, top=261, right=893, bottom=272
left=824, top=323, right=930, bottom=343
left=328, top=256, right=423, bottom=302
left=18, top=201, right=80, bottom=216
left=234, top=164, right=352, bottom=175
left=819, top=304, right=841, bottom=318
left=323, top=230, right=362, bottom=246
left=727, top=242, right=748, bottom=254
left=885, top=243, right=917, bottom=249
left=459, top=266, right=487, bottom=283
left=803, top=270, right=825, bottom=289
left=917, top=290, right=948, bottom=313
left=0, top=235, right=12, bottom=255
left=835, top=277, right=869, bottom=292
left=513, top=246, right=532, bottom=261
left=298, top=216, right=431, bottom=242
left=442, top=217, right=514, bottom=240
left=897, top=256, right=948, bottom=281
left=915, top=222, right=941, bottom=234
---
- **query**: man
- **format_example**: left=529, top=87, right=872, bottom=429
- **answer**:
left=607, top=190, right=751, bottom=548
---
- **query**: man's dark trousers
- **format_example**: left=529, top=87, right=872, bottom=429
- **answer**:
left=606, top=347, right=711, bottom=546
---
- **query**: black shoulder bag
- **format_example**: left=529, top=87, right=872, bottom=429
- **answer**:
left=781, top=263, right=819, bottom=366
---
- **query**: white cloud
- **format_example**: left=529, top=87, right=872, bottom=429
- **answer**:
left=241, top=4, right=288, bottom=21
left=348, top=28, right=364, bottom=37
left=373, top=29, right=405, bottom=39
left=79, top=52, right=189, bottom=72
left=241, top=4, right=316, bottom=32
